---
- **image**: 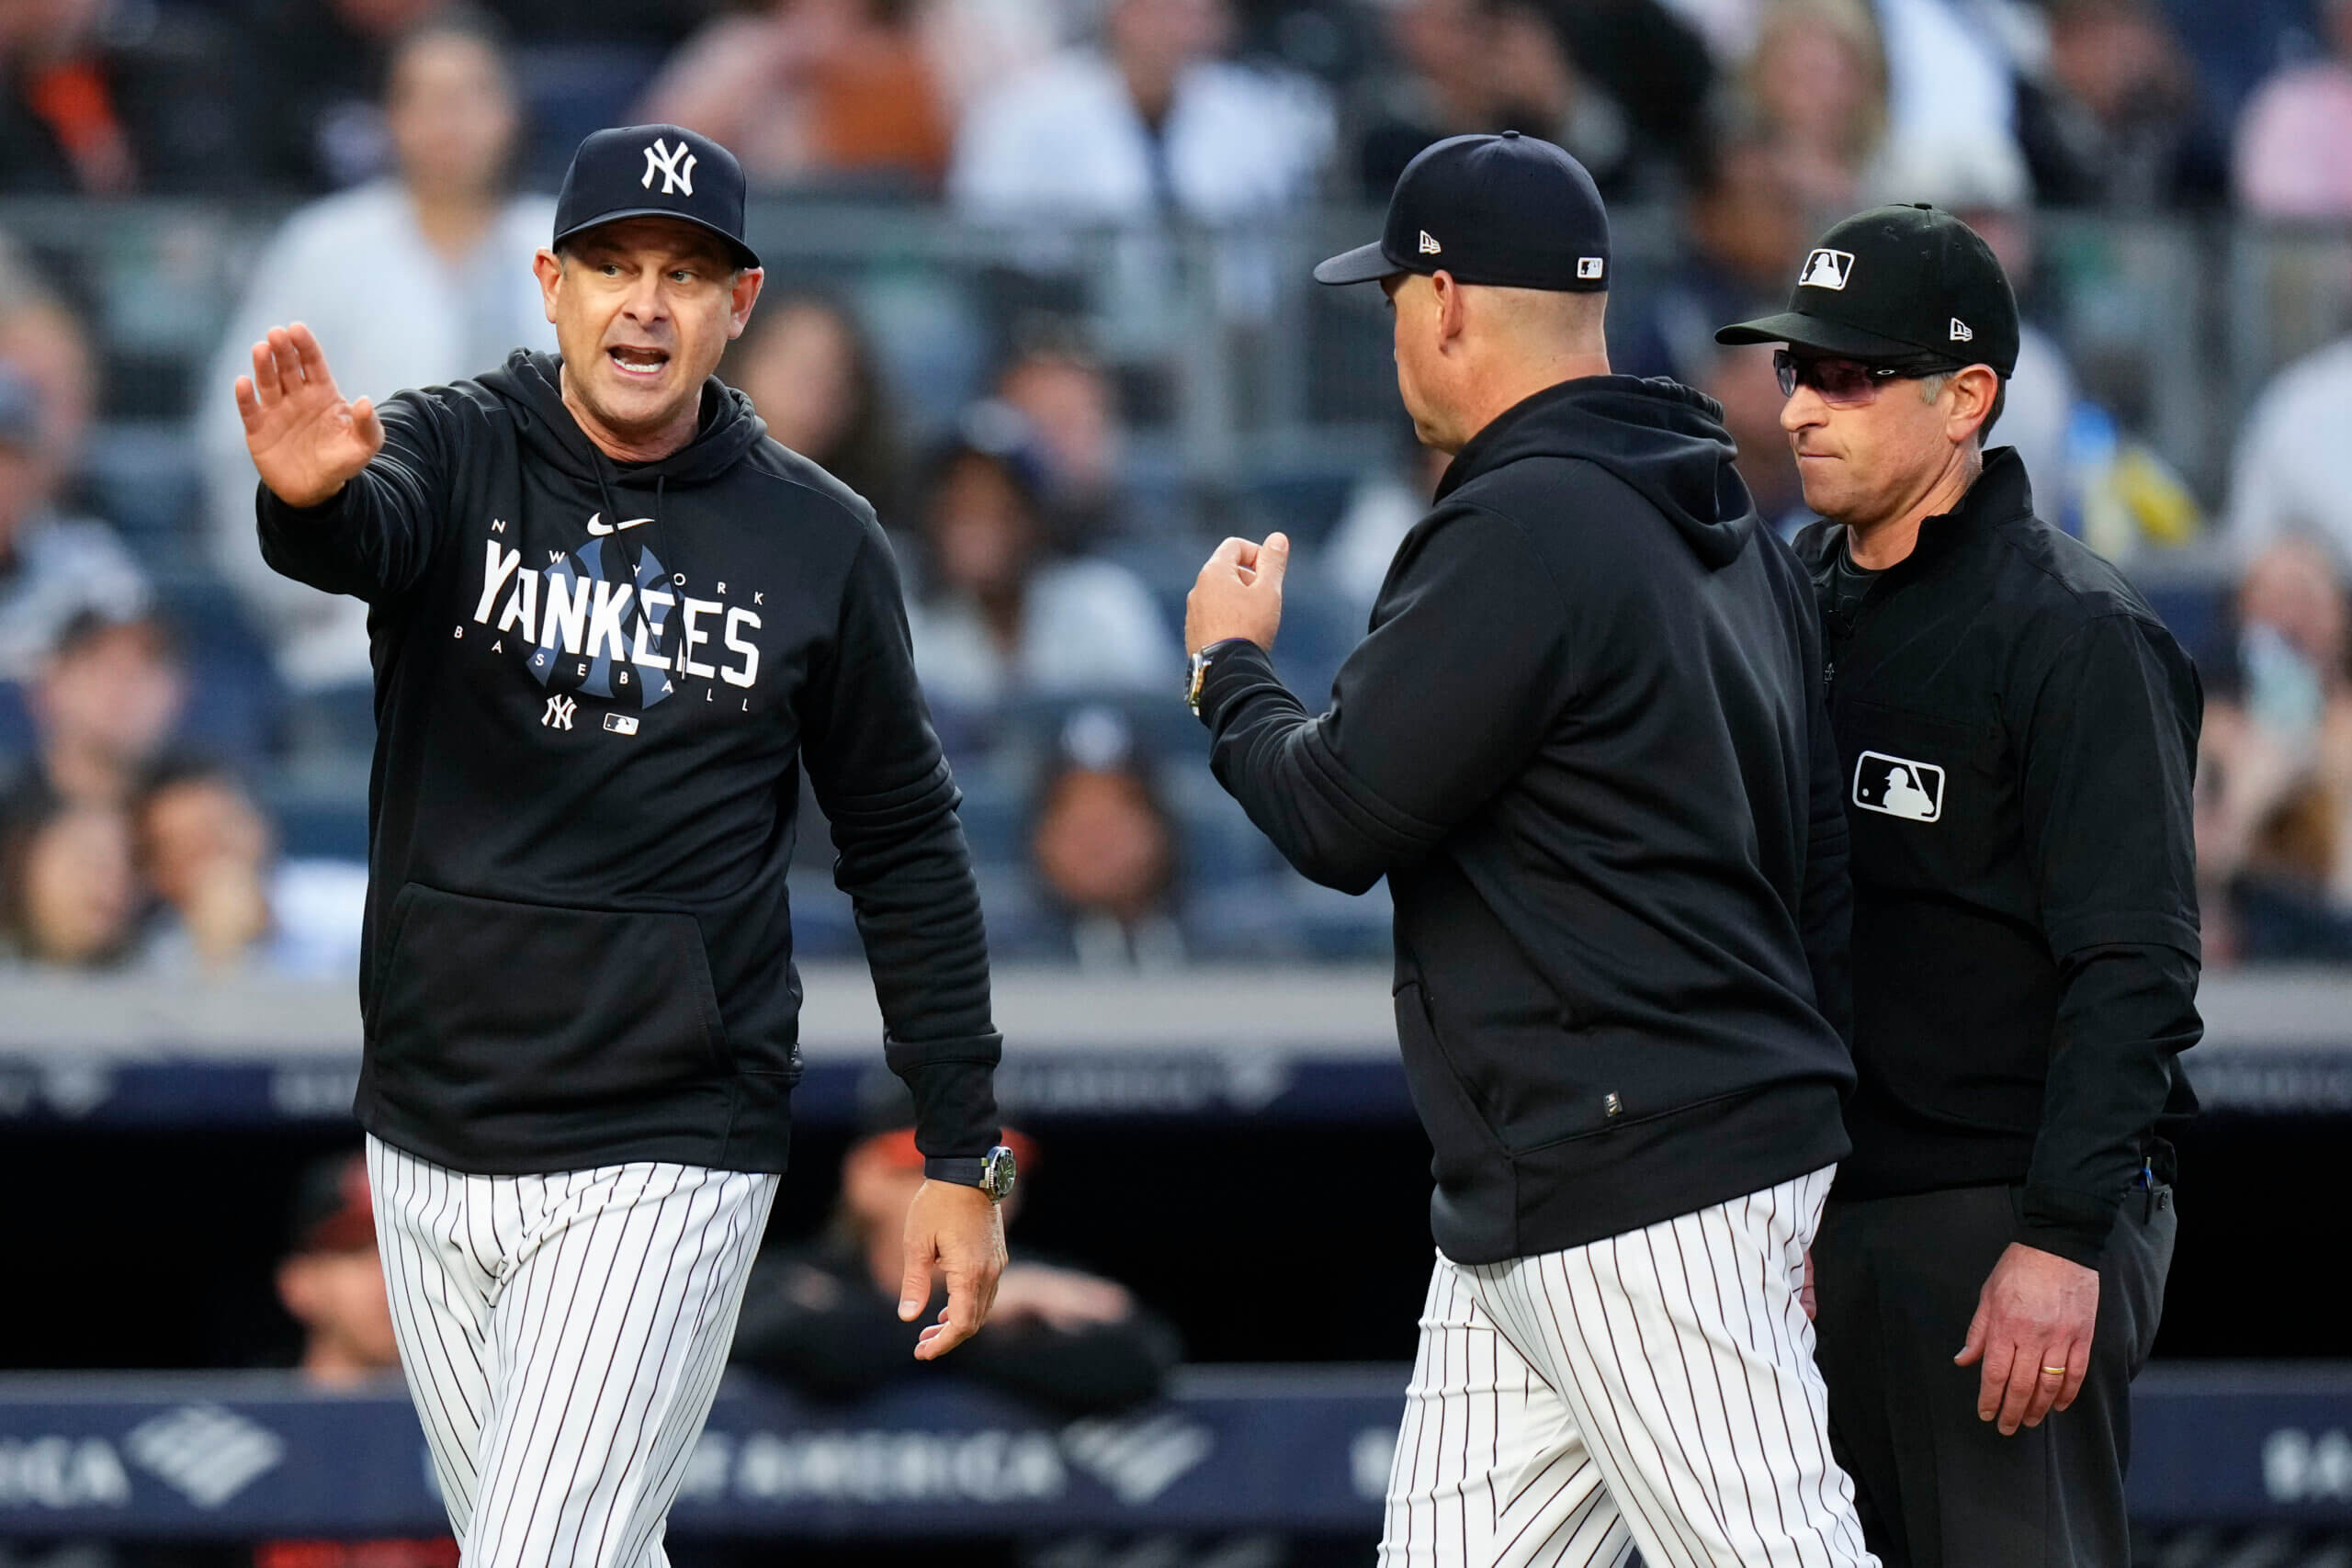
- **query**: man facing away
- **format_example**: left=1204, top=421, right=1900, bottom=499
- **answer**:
left=1183, top=131, right=1873, bottom=1568
left=234, top=124, right=1014, bottom=1568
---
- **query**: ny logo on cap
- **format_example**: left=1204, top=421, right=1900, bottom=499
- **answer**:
left=1951, top=318, right=1973, bottom=343
left=1801, top=249, right=1855, bottom=290
left=1419, top=231, right=1442, bottom=255
left=642, top=137, right=696, bottom=197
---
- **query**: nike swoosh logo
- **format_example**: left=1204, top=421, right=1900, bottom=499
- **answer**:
left=585, top=513, right=654, bottom=536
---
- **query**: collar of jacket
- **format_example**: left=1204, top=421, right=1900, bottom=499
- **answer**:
left=1802, top=443, right=2036, bottom=582
left=1431, top=373, right=1729, bottom=502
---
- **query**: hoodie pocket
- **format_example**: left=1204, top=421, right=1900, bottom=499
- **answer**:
left=369, top=882, right=730, bottom=1121
left=1394, top=981, right=1506, bottom=1190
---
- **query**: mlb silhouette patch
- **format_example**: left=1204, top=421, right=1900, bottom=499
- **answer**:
left=1853, top=750, right=1943, bottom=822
left=1801, top=249, right=1855, bottom=290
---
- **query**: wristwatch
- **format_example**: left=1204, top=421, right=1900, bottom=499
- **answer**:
left=1186, top=638, right=1248, bottom=717
left=925, top=1145, right=1019, bottom=1203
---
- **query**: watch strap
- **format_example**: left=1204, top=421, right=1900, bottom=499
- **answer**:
left=924, top=1156, right=988, bottom=1186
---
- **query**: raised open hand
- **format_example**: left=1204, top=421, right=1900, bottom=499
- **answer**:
left=234, top=323, right=384, bottom=509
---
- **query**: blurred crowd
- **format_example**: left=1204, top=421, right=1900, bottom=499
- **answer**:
left=4, top=0, right=2352, bottom=972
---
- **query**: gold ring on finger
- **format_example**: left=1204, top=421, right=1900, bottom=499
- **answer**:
left=2040, top=1366, right=2068, bottom=1377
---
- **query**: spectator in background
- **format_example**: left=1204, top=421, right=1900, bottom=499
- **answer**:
left=1869, top=134, right=2082, bottom=525
left=1869, top=0, right=2017, bottom=184
left=732, top=1111, right=1178, bottom=1412
left=1027, top=705, right=1185, bottom=968
left=993, top=330, right=1126, bottom=548
left=0, top=0, right=252, bottom=194
left=1498, top=0, right=1714, bottom=197
left=5, top=612, right=185, bottom=812
left=1743, top=0, right=1886, bottom=211
left=2225, top=328, right=2352, bottom=566
left=263, top=1151, right=459, bottom=1568
left=244, top=0, right=452, bottom=191
left=1697, top=342, right=1808, bottom=535
left=2198, top=537, right=2352, bottom=962
left=1352, top=0, right=1498, bottom=199
left=199, top=10, right=555, bottom=693
left=1616, top=128, right=1809, bottom=384
left=274, top=1152, right=401, bottom=1386
left=0, top=367, right=149, bottom=690
left=1360, top=0, right=1711, bottom=201
left=0, top=278, right=105, bottom=509
left=949, top=0, right=1331, bottom=230
left=637, top=0, right=956, bottom=190
left=724, top=291, right=908, bottom=525
left=2016, top=0, right=2227, bottom=209
left=0, top=794, right=137, bottom=969
left=1324, top=430, right=1447, bottom=615
left=904, top=415, right=1179, bottom=708
left=2233, top=0, right=2352, bottom=219
left=134, top=758, right=369, bottom=979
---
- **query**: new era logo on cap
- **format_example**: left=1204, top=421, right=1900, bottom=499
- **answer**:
left=1801, top=249, right=1856, bottom=290
left=1419, top=231, right=1442, bottom=255
left=1951, top=318, right=1973, bottom=342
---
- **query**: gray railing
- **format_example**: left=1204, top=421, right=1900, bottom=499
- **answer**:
left=6, top=198, right=2348, bottom=504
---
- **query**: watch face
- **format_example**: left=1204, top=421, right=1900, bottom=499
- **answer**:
left=980, top=1145, right=1018, bottom=1202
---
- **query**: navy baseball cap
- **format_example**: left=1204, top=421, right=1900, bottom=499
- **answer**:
left=1315, top=131, right=1611, bottom=292
left=1715, top=204, right=2018, bottom=376
left=553, top=124, right=760, bottom=271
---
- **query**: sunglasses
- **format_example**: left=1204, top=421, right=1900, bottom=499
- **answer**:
left=1773, top=350, right=1915, bottom=407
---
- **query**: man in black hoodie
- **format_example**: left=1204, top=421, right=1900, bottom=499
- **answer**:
left=1185, top=133, right=1871, bottom=1568
left=232, top=125, right=1012, bottom=1568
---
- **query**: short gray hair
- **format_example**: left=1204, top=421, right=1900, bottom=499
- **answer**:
left=1919, top=370, right=2005, bottom=443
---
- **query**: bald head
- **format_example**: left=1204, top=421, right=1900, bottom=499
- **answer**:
left=1381, top=271, right=1612, bottom=452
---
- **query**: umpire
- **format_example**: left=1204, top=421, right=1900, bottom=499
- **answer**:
left=1717, top=206, right=2201, bottom=1567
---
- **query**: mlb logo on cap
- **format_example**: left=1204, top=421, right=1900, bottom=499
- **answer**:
left=1801, top=249, right=1855, bottom=291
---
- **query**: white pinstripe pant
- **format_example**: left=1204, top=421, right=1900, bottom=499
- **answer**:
left=1381, top=1167, right=1877, bottom=1568
left=368, top=1134, right=777, bottom=1568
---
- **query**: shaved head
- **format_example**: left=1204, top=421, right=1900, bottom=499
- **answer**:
left=1382, top=272, right=1613, bottom=452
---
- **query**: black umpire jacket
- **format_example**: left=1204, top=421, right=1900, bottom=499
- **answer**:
left=1196, top=377, right=1855, bottom=1265
left=257, top=350, right=1000, bottom=1176
left=1793, top=446, right=2202, bottom=1268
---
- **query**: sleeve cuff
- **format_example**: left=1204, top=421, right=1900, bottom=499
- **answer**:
left=255, top=479, right=353, bottom=524
left=1193, top=640, right=1283, bottom=730
left=887, top=1045, right=1002, bottom=1161
left=2015, top=1182, right=2120, bottom=1269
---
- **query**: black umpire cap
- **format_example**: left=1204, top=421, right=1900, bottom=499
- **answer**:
left=553, top=124, right=761, bottom=271
left=1716, top=204, right=2018, bottom=376
left=1315, top=131, right=1611, bottom=293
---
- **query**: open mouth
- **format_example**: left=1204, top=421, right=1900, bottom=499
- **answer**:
left=606, top=345, right=670, bottom=380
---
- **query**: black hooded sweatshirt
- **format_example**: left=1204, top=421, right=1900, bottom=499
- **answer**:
left=256, top=350, right=999, bottom=1176
left=1195, top=377, right=1853, bottom=1263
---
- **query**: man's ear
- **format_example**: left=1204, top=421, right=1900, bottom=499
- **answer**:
left=728, top=266, right=766, bottom=341
left=1947, top=364, right=2000, bottom=446
left=533, top=249, right=563, bottom=326
left=1430, top=270, right=1464, bottom=350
